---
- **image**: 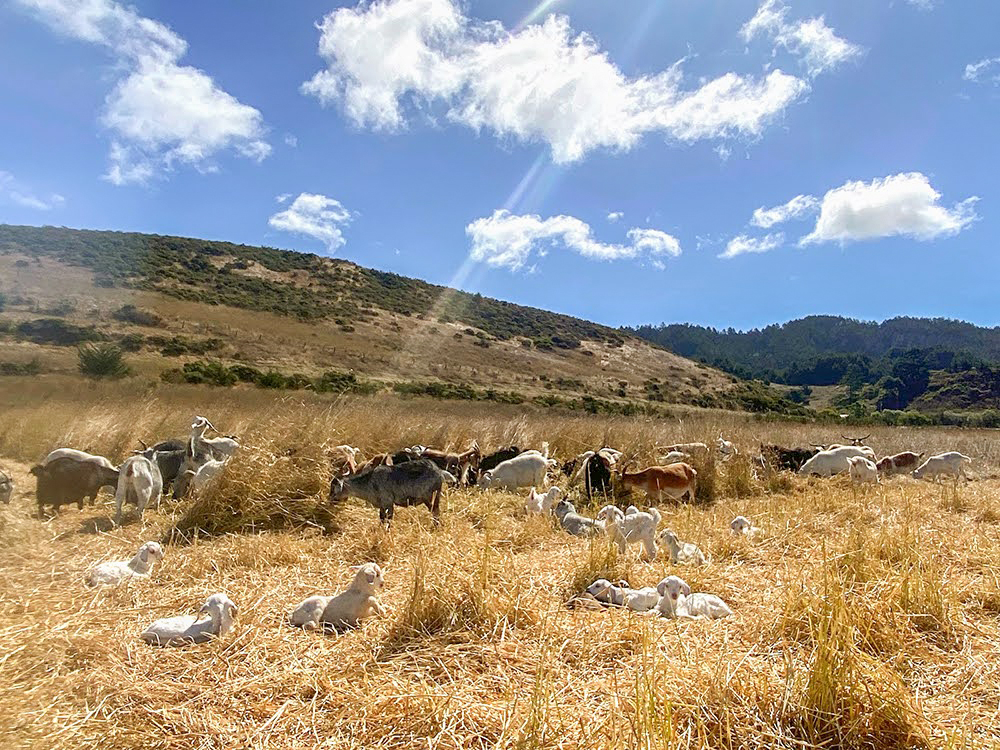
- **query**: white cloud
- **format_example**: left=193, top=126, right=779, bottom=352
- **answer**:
left=466, top=209, right=680, bottom=271
left=0, top=170, right=64, bottom=210
left=719, top=232, right=784, bottom=259
left=905, top=0, right=935, bottom=9
left=800, top=172, right=978, bottom=245
left=964, top=57, right=1000, bottom=84
left=17, top=0, right=269, bottom=184
left=751, top=194, right=819, bottom=228
left=607, top=211, right=623, bottom=222
left=268, top=193, right=355, bottom=253
left=284, top=134, right=299, bottom=147
left=741, top=0, right=862, bottom=78
left=303, top=0, right=809, bottom=163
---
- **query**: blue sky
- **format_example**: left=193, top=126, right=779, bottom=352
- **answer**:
left=1, top=0, right=997, bottom=331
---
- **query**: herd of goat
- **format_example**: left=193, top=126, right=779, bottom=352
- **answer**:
left=0, top=420, right=977, bottom=645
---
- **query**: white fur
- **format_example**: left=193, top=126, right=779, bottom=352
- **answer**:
left=141, top=593, right=237, bottom=646
left=87, top=541, right=164, bottom=586
left=798, top=446, right=876, bottom=477
left=729, top=515, right=762, bottom=538
left=912, top=452, right=972, bottom=481
left=292, top=563, right=386, bottom=631
left=585, top=579, right=660, bottom=612
left=114, top=455, right=163, bottom=525
left=479, top=453, right=556, bottom=491
left=847, top=456, right=879, bottom=484
left=652, top=576, right=732, bottom=620
left=524, top=486, right=563, bottom=515
left=40, top=448, right=116, bottom=471
left=658, top=529, right=709, bottom=565
left=596, top=505, right=661, bottom=561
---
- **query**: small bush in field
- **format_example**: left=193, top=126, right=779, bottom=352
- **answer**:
left=77, top=343, right=130, bottom=379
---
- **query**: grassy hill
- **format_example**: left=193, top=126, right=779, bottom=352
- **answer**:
left=0, top=224, right=801, bottom=415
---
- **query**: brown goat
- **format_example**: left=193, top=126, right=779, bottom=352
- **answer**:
left=619, top=463, right=698, bottom=503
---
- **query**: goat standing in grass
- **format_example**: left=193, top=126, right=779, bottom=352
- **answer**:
left=328, top=459, right=450, bottom=527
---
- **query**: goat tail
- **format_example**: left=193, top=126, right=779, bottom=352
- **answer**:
left=649, top=507, right=662, bottom=525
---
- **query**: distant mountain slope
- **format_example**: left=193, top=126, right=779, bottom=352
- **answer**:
left=0, top=224, right=801, bottom=414
left=628, top=316, right=1000, bottom=384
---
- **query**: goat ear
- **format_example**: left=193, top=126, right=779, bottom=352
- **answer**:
left=681, top=581, right=692, bottom=596
left=139, top=547, right=149, bottom=563
left=656, top=581, right=668, bottom=596
left=228, top=602, right=238, bottom=616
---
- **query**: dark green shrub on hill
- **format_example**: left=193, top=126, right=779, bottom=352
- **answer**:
left=112, top=304, right=164, bottom=327
left=17, top=318, right=102, bottom=346
left=78, top=343, right=130, bottom=379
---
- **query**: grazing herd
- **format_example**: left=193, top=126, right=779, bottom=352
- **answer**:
left=0, top=419, right=980, bottom=644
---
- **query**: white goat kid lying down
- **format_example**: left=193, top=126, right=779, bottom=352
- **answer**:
left=730, top=515, right=762, bottom=538
left=596, top=505, right=660, bottom=561
left=585, top=579, right=660, bottom=612
left=524, top=486, right=563, bottom=515
left=87, top=541, right=164, bottom=586
left=650, top=576, right=732, bottom=620
left=141, top=593, right=237, bottom=646
left=658, top=529, right=709, bottom=565
left=290, top=563, right=386, bottom=631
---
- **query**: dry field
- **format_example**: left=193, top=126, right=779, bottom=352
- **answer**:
left=1, top=380, right=999, bottom=749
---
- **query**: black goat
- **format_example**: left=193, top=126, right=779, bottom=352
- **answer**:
left=328, top=459, right=449, bottom=527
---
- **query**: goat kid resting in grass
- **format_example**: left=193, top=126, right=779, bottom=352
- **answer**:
left=87, top=541, right=164, bottom=586
left=596, top=505, right=660, bottom=561
left=658, top=529, right=709, bottom=565
left=585, top=579, right=659, bottom=612
left=649, top=576, right=732, bottom=620
left=553, top=498, right=602, bottom=536
left=290, top=563, right=386, bottom=632
left=525, top=486, right=563, bottom=515
left=141, top=593, right=237, bottom=646
left=730, top=515, right=762, bottom=538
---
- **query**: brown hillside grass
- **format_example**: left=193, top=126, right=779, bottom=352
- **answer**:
left=0, top=381, right=999, bottom=748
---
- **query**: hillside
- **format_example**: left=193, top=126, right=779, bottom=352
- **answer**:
left=0, top=224, right=800, bottom=414
left=629, top=316, right=1000, bottom=416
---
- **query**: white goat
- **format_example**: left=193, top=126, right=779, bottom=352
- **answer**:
left=912, top=452, right=972, bottom=482
left=114, top=455, right=163, bottom=525
left=554, top=499, right=602, bottom=536
left=717, top=437, right=737, bottom=459
left=525, top=486, right=563, bottom=515
left=190, top=458, right=227, bottom=492
left=847, top=456, right=879, bottom=484
left=585, top=579, right=660, bottom=612
left=658, top=450, right=689, bottom=464
left=291, top=563, right=386, bottom=631
left=798, top=445, right=874, bottom=477
left=730, top=515, right=762, bottom=538
left=658, top=529, right=709, bottom=565
left=651, top=576, right=732, bottom=620
left=141, top=593, right=237, bottom=646
left=596, top=505, right=661, bottom=561
left=479, top=452, right=556, bottom=491
left=87, top=541, right=164, bottom=586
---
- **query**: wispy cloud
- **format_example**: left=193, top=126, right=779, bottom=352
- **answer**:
left=751, top=194, right=819, bottom=228
left=303, top=0, right=811, bottom=163
left=268, top=193, right=355, bottom=254
left=741, top=0, right=862, bottom=78
left=718, top=232, right=784, bottom=259
left=0, top=170, right=64, bottom=210
left=466, top=209, right=680, bottom=271
left=17, top=0, right=270, bottom=184
left=964, top=57, right=1000, bottom=85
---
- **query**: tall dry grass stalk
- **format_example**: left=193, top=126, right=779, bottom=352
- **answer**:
left=0, top=379, right=998, bottom=748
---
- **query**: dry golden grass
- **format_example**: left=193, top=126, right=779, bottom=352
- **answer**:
left=1, top=381, right=999, bottom=749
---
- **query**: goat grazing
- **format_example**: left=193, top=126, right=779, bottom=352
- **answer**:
left=31, top=457, right=119, bottom=515
left=135, top=441, right=186, bottom=493
left=329, top=459, right=448, bottom=527
left=553, top=498, right=601, bottom=536
left=141, top=593, right=237, bottom=646
left=114, top=455, right=163, bottom=525
left=596, top=505, right=661, bottom=561
left=291, top=563, right=386, bottom=631
left=798, top=446, right=875, bottom=477
left=912, top=452, right=972, bottom=482
left=479, top=452, right=556, bottom=491
left=619, top=463, right=698, bottom=503
left=875, top=451, right=924, bottom=476
left=87, top=542, right=164, bottom=586
left=847, top=456, right=879, bottom=484
left=525, top=486, right=563, bottom=515
left=658, top=529, right=709, bottom=565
